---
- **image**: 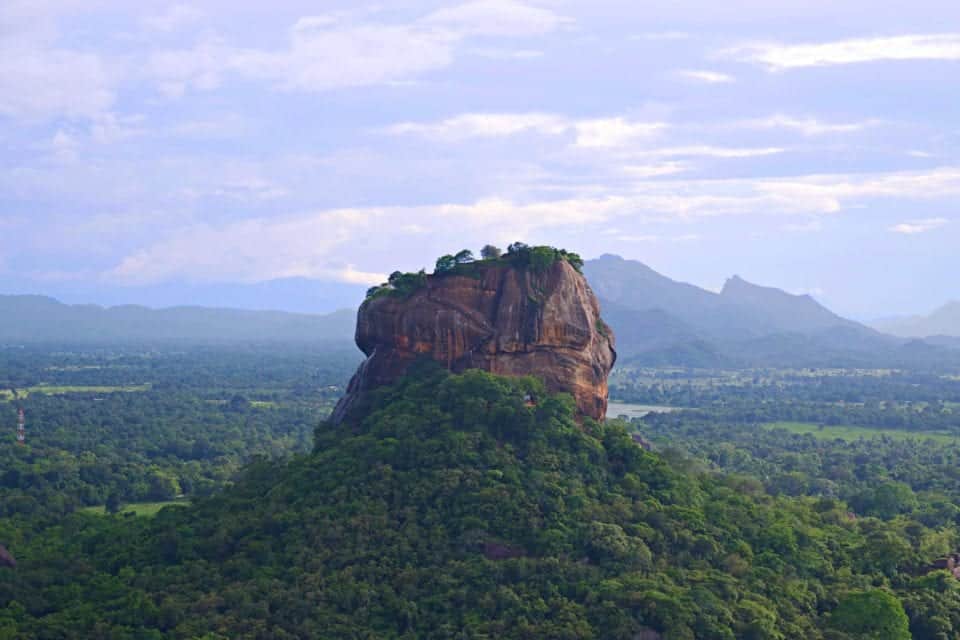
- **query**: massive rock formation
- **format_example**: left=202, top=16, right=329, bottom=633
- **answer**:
left=331, top=258, right=616, bottom=422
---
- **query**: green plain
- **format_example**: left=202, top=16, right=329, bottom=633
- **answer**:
left=79, top=500, right=190, bottom=517
left=763, top=421, right=960, bottom=444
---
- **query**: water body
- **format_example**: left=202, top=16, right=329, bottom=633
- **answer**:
left=606, top=402, right=681, bottom=419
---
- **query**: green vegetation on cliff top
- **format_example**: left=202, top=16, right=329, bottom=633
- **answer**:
left=365, top=243, right=584, bottom=301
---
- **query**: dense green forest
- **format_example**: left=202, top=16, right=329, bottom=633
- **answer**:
left=3, top=346, right=960, bottom=637
left=3, top=362, right=960, bottom=638
left=0, top=345, right=358, bottom=531
left=641, top=410, right=960, bottom=520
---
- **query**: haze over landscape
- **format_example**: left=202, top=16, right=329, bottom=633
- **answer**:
left=4, top=0, right=960, bottom=319
left=8, top=3, right=960, bottom=639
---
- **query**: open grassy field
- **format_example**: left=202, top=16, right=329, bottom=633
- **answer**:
left=763, top=421, right=960, bottom=444
left=80, top=499, right=190, bottom=517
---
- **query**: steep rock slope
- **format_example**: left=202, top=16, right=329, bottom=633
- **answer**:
left=333, top=259, right=616, bottom=422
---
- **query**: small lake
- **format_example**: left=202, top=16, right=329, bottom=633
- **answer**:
left=606, top=402, right=682, bottom=419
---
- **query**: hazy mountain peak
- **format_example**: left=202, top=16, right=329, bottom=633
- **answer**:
left=594, top=253, right=626, bottom=262
left=873, top=300, right=960, bottom=338
left=718, top=274, right=852, bottom=331
left=581, top=257, right=891, bottom=367
left=0, top=295, right=356, bottom=344
left=722, top=274, right=792, bottom=298
left=588, top=253, right=660, bottom=277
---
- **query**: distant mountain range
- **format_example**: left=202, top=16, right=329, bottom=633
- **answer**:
left=583, top=254, right=957, bottom=368
left=872, top=302, right=960, bottom=338
left=5, top=277, right=368, bottom=316
left=0, top=295, right=355, bottom=344
left=4, top=255, right=960, bottom=369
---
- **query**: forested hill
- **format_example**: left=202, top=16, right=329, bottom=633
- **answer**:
left=0, top=366, right=940, bottom=639
left=0, top=295, right=355, bottom=344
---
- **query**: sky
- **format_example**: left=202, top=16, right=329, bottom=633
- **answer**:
left=2, top=0, right=960, bottom=319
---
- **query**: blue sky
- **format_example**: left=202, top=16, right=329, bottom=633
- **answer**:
left=2, top=1, right=959, bottom=319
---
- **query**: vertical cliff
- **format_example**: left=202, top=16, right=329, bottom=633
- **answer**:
left=331, top=256, right=616, bottom=423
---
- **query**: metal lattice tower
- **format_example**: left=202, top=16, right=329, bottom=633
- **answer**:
left=16, top=408, right=24, bottom=445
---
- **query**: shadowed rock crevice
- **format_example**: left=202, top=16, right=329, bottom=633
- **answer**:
left=0, top=544, right=16, bottom=569
left=332, top=258, right=615, bottom=422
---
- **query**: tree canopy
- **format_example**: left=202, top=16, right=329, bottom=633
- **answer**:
left=0, top=365, right=941, bottom=639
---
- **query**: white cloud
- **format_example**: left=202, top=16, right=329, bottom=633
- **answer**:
left=104, top=167, right=960, bottom=284
left=211, top=178, right=288, bottom=202
left=384, top=112, right=666, bottom=148
left=35, top=113, right=143, bottom=158
left=385, top=114, right=786, bottom=155
left=634, top=32, right=690, bottom=41
left=744, top=168, right=960, bottom=215
left=888, top=217, right=949, bottom=234
left=637, top=145, right=785, bottom=158
left=50, top=130, right=79, bottom=162
left=783, top=219, right=823, bottom=233
left=384, top=112, right=569, bottom=140
left=621, top=162, right=688, bottom=177
left=337, top=265, right=390, bottom=285
left=89, top=112, right=146, bottom=144
left=469, top=48, right=544, bottom=59
left=617, top=167, right=960, bottom=219
left=0, top=45, right=114, bottom=120
left=741, top=114, right=881, bottom=136
left=384, top=113, right=809, bottom=156
left=573, top=118, right=666, bottom=148
left=141, top=4, right=203, bottom=32
left=727, top=33, right=960, bottom=71
left=677, top=69, right=735, bottom=84
left=607, top=232, right=700, bottom=243
left=169, top=114, right=251, bottom=138
left=149, top=37, right=242, bottom=97
left=422, top=0, right=572, bottom=37
left=148, top=1, right=570, bottom=96
left=0, top=0, right=123, bottom=122
left=106, top=196, right=616, bottom=285
left=109, top=209, right=381, bottom=285
left=238, top=22, right=457, bottom=93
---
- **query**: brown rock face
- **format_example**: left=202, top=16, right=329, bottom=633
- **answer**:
left=331, top=259, right=616, bottom=423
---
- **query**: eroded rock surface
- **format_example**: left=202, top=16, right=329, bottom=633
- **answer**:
left=332, top=259, right=616, bottom=422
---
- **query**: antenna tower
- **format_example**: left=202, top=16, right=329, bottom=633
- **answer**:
left=16, top=408, right=24, bottom=445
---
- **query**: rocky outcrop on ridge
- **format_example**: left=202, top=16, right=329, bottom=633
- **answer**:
left=331, top=257, right=615, bottom=422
